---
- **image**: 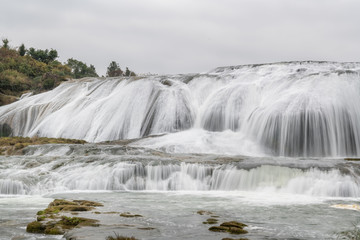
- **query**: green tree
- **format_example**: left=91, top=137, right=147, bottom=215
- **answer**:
left=27, top=48, right=58, bottom=64
left=2, top=39, right=9, bottom=49
left=124, top=67, right=136, bottom=77
left=18, top=44, right=26, bottom=56
left=66, top=58, right=98, bottom=79
left=106, top=61, right=123, bottom=77
left=125, top=67, right=130, bottom=77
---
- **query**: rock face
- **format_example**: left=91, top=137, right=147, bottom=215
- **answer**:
left=26, top=199, right=102, bottom=235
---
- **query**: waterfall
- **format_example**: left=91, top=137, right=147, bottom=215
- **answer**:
left=1, top=155, right=359, bottom=197
left=1, top=61, right=360, bottom=157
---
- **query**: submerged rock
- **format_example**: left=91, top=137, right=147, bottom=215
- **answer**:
left=197, top=210, right=213, bottom=215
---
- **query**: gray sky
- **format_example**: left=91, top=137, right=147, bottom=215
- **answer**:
left=1, top=0, right=360, bottom=76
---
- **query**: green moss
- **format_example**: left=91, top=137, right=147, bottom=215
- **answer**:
left=37, top=210, right=45, bottom=215
left=220, top=221, right=247, bottom=228
left=228, top=227, right=248, bottom=234
left=73, top=200, right=104, bottom=207
left=209, top=221, right=248, bottom=235
left=203, top=218, right=219, bottom=224
left=26, top=221, right=46, bottom=233
left=49, top=199, right=77, bottom=207
left=60, top=216, right=82, bottom=226
left=62, top=206, right=92, bottom=211
left=44, top=227, right=64, bottom=235
left=37, top=215, right=46, bottom=221
left=209, top=226, right=229, bottom=232
left=26, top=198, right=101, bottom=235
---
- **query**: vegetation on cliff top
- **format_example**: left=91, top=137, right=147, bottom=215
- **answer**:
left=0, top=38, right=137, bottom=106
left=0, top=39, right=99, bottom=106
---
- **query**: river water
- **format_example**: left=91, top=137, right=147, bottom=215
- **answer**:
left=1, top=144, right=359, bottom=240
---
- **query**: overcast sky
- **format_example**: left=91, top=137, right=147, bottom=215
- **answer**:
left=1, top=0, right=360, bottom=76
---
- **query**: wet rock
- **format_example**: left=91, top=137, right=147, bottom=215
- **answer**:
left=220, top=221, right=247, bottom=228
left=203, top=218, right=219, bottom=224
left=106, top=234, right=138, bottom=240
left=26, top=199, right=101, bottom=235
left=209, top=226, right=229, bottom=232
left=208, top=220, right=248, bottom=235
left=137, top=227, right=156, bottom=230
left=120, top=212, right=143, bottom=218
left=228, top=227, right=248, bottom=234
left=197, top=210, right=213, bottom=215
left=26, top=221, right=46, bottom=233
left=222, top=238, right=249, bottom=240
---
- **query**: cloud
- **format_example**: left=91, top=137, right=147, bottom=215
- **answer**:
left=1, top=0, right=360, bottom=75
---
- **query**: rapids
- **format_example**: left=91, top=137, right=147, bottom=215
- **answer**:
left=1, top=144, right=359, bottom=198
left=1, top=61, right=360, bottom=157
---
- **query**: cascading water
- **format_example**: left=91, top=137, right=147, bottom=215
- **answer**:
left=1, top=61, right=360, bottom=157
left=0, top=144, right=359, bottom=198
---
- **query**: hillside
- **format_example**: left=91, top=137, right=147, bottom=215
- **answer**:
left=0, top=43, right=98, bottom=106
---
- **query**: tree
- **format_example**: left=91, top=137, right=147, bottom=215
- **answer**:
left=27, top=47, right=58, bottom=64
left=18, top=44, right=26, bottom=56
left=2, top=38, right=9, bottom=49
left=48, top=49, right=58, bottom=62
left=124, top=67, right=136, bottom=77
left=66, top=58, right=98, bottom=79
left=106, top=61, right=123, bottom=77
left=125, top=67, right=130, bottom=77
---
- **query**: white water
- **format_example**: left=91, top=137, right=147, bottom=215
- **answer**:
left=1, top=145, right=359, bottom=198
left=1, top=62, right=360, bottom=157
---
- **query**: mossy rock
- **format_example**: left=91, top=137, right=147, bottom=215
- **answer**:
left=44, top=226, right=64, bottom=235
left=73, top=200, right=103, bottom=207
left=197, top=210, right=213, bottom=215
left=27, top=198, right=101, bottom=235
left=137, top=227, right=156, bottom=230
left=120, top=212, right=143, bottom=218
left=228, top=227, right=248, bottom=234
left=62, top=206, right=93, bottom=211
left=209, top=226, right=229, bottom=232
left=222, top=238, right=249, bottom=240
left=220, top=221, right=247, bottom=228
left=49, top=199, right=77, bottom=207
left=37, top=215, right=46, bottom=221
left=209, top=221, right=248, bottom=235
left=36, top=210, right=45, bottom=215
left=26, top=221, right=46, bottom=233
left=203, top=218, right=219, bottom=224
left=59, top=216, right=82, bottom=226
